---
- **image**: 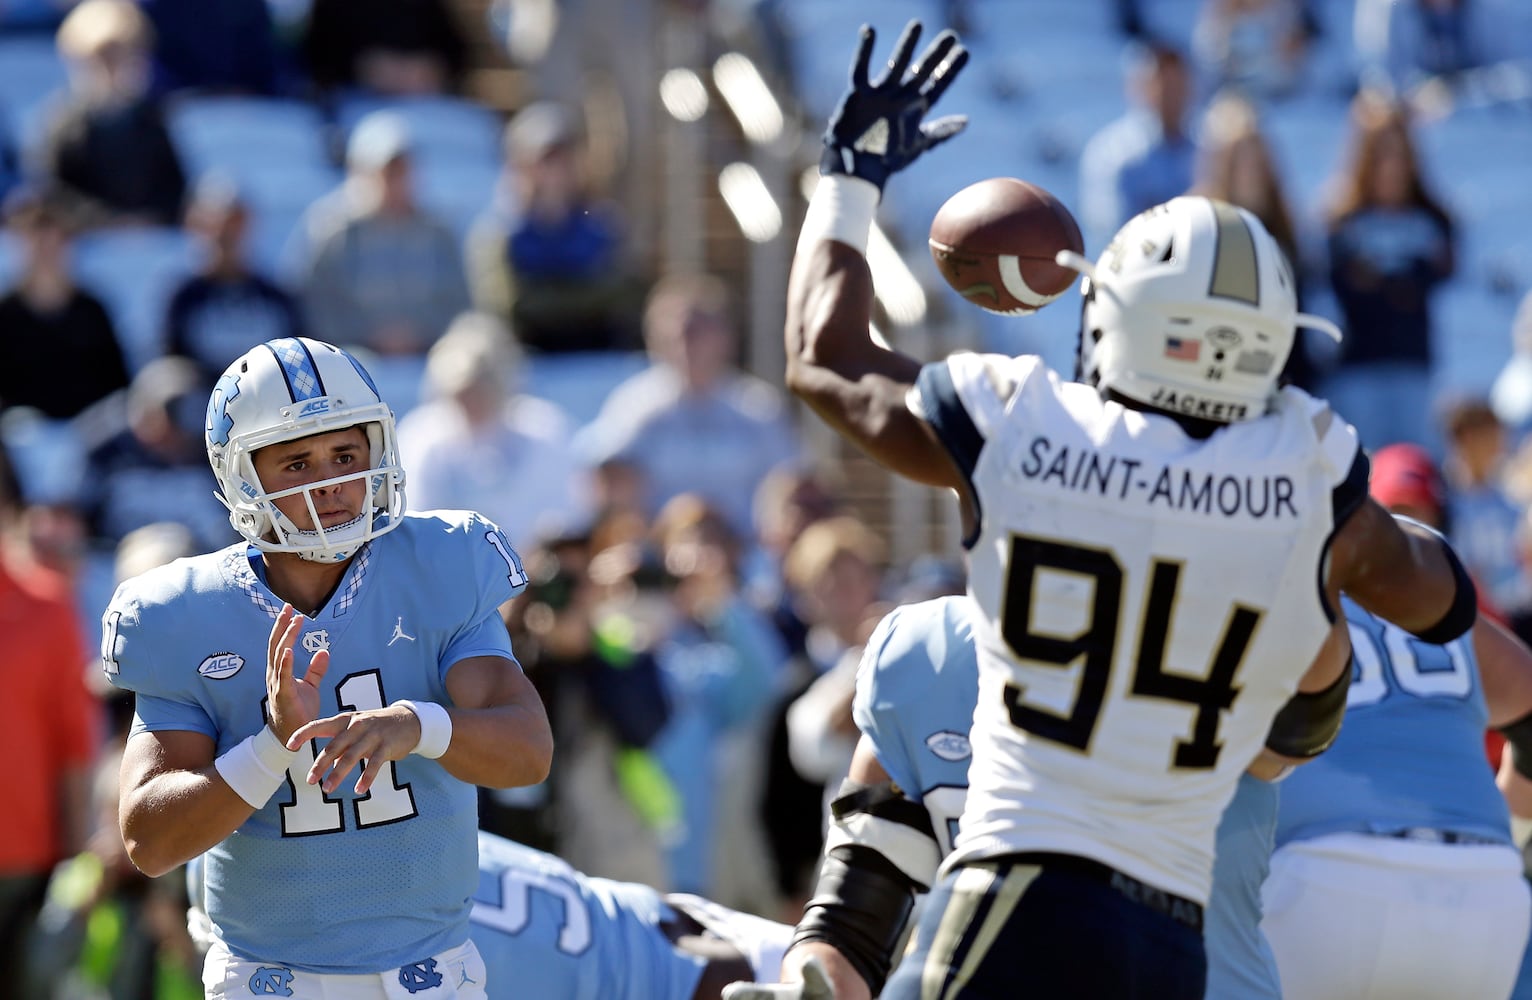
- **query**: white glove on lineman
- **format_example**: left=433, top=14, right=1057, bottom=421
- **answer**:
left=721, top=956, right=836, bottom=1000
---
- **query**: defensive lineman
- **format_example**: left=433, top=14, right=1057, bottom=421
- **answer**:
left=725, top=597, right=1284, bottom=1000
left=105, top=337, right=552, bottom=997
left=784, top=20, right=1480, bottom=997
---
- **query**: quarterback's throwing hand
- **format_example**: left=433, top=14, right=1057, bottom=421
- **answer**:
left=722, top=956, right=836, bottom=1000
left=820, top=20, right=969, bottom=191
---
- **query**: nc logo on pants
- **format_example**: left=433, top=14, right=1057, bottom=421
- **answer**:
left=248, top=967, right=294, bottom=996
left=399, top=958, right=444, bottom=994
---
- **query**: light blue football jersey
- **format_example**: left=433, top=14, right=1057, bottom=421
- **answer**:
left=469, top=831, right=706, bottom=1000
left=103, top=510, right=527, bottom=974
left=853, top=596, right=1282, bottom=997
left=1275, top=597, right=1512, bottom=848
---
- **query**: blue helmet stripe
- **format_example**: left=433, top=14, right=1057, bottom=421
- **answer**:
left=265, top=338, right=326, bottom=402
left=344, top=351, right=381, bottom=398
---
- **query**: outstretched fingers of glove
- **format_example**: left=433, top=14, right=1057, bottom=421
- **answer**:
left=921, top=44, right=970, bottom=105
left=879, top=19, right=924, bottom=87
left=850, top=25, right=876, bottom=89
left=907, top=29, right=960, bottom=91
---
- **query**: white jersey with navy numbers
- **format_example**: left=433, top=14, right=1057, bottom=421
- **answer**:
left=469, top=832, right=707, bottom=1000
left=852, top=594, right=1285, bottom=997
left=915, top=352, right=1366, bottom=904
left=1275, top=597, right=1512, bottom=848
left=102, top=510, right=528, bottom=974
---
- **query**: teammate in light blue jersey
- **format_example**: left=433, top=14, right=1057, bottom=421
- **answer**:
left=1258, top=445, right=1532, bottom=1000
left=471, top=831, right=793, bottom=1000
left=1262, top=597, right=1532, bottom=999
left=726, top=595, right=1285, bottom=1000
left=105, top=337, right=552, bottom=998
left=189, top=831, right=796, bottom=1000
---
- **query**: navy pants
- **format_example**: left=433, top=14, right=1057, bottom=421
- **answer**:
left=882, top=853, right=1206, bottom=1000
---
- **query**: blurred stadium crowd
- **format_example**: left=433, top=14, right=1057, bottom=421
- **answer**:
left=2, top=0, right=1532, bottom=994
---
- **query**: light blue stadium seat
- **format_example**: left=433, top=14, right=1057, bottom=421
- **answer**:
left=415, top=158, right=503, bottom=245
left=0, top=407, right=88, bottom=506
left=1432, top=280, right=1521, bottom=397
left=525, top=350, right=651, bottom=431
left=776, top=0, right=937, bottom=121
left=166, top=96, right=333, bottom=177
left=0, top=35, right=68, bottom=157
left=0, top=230, right=20, bottom=289
left=74, top=226, right=198, bottom=375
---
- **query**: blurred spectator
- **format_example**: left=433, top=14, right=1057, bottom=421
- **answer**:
left=1440, top=398, right=1532, bottom=624
left=745, top=464, right=844, bottom=661
left=165, top=174, right=304, bottom=386
left=499, top=0, right=659, bottom=262
left=397, top=310, right=594, bottom=551
left=0, top=438, right=100, bottom=995
left=136, top=0, right=280, bottom=96
left=1192, top=0, right=1311, bottom=100
left=301, top=0, right=467, bottom=98
left=465, top=101, right=646, bottom=355
left=579, top=272, right=801, bottom=536
left=40, top=0, right=187, bottom=228
left=1355, top=0, right=1477, bottom=97
left=27, top=743, right=201, bottom=1000
left=79, top=355, right=231, bottom=552
left=1491, top=290, right=1532, bottom=441
left=296, top=110, right=470, bottom=356
left=1321, top=91, right=1454, bottom=454
left=1190, top=89, right=1318, bottom=389
left=762, top=514, right=888, bottom=918
left=0, top=186, right=130, bottom=421
left=646, top=494, right=784, bottom=907
left=500, top=529, right=672, bottom=880
left=1078, top=40, right=1197, bottom=252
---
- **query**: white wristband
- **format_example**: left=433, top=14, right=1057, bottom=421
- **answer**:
left=214, top=726, right=298, bottom=810
left=395, top=700, right=452, bottom=759
left=797, top=173, right=880, bottom=256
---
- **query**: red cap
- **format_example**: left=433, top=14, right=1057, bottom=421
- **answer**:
left=1369, top=443, right=1446, bottom=515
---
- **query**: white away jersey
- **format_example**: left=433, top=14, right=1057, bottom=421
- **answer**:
left=915, top=353, right=1366, bottom=904
left=102, top=510, right=528, bottom=974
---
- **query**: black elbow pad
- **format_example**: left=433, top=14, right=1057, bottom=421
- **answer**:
left=1266, top=656, right=1351, bottom=758
left=789, top=845, right=916, bottom=996
left=1409, top=537, right=1478, bottom=645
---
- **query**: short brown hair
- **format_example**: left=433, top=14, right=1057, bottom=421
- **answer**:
left=783, top=515, right=887, bottom=593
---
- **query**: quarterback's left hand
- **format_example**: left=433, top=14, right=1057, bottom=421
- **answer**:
left=287, top=704, right=422, bottom=795
left=820, top=19, right=969, bottom=191
left=721, top=956, right=836, bottom=1000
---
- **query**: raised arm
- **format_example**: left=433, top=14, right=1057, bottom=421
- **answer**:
left=785, top=21, right=970, bottom=490
left=1328, top=501, right=1471, bottom=639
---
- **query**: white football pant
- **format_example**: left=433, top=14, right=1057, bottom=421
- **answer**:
left=1262, top=833, right=1530, bottom=1000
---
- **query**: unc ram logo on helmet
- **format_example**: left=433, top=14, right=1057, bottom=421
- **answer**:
left=205, top=336, right=406, bottom=563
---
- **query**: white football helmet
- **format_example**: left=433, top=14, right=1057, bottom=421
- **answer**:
left=205, top=337, right=405, bottom=562
left=1058, top=196, right=1340, bottom=423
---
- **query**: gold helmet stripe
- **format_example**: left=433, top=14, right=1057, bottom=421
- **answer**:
left=1208, top=200, right=1261, bottom=306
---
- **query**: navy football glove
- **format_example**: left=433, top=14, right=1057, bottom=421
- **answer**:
left=820, top=20, right=970, bottom=191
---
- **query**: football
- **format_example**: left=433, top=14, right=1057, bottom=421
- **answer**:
left=928, top=177, right=1086, bottom=316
